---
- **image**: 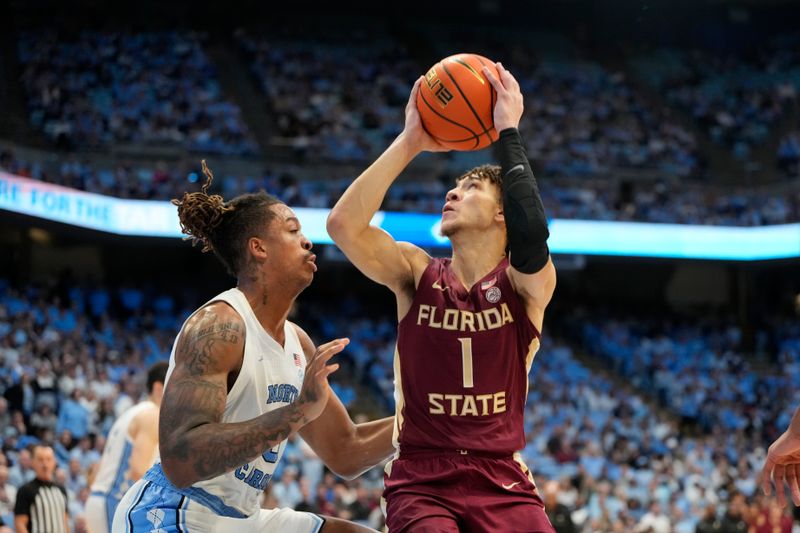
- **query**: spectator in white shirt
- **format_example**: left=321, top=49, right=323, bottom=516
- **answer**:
left=635, top=501, right=670, bottom=533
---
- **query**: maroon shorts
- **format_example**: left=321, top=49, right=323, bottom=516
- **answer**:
left=383, top=451, right=555, bottom=533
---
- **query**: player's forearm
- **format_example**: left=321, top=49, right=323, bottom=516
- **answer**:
left=328, top=135, right=417, bottom=237
left=351, top=417, right=396, bottom=473
left=498, top=128, right=550, bottom=273
left=333, top=417, right=395, bottom=480
left=161, top=402, right=309, bottom=488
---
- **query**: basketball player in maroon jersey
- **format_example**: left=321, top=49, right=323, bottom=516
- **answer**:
left=328, top=63, right=556, bottom=532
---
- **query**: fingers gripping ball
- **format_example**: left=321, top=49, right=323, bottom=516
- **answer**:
left=416, top=53, right=500, bottom=151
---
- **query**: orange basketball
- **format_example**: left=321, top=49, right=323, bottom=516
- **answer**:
left=416, top=53, right=500, bottom=151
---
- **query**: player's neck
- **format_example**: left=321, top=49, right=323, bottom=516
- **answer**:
left=237, top=280, right=297, bottom=346
left=449, top=237, right=506, bottom=290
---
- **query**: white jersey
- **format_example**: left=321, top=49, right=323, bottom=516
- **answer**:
left=161, top=287, right=307, bottom=517
left=90, top=400, right=157, bottom=500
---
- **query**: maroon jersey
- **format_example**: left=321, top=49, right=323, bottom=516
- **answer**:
left=394, top=257, right=541, bottom=456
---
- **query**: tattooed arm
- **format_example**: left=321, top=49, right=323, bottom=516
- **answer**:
left=159, top=302, right=346, bottom=488
left=295, top=325, right=395, bottom=480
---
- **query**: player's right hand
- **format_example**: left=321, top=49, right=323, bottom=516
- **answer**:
left=759, top=407, right=800, bottom=507
left=297, top=338, right=349, bottom=423
left=400, top=77, right=451, bottom=154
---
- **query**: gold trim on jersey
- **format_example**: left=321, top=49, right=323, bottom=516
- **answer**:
left=524, top=337, right=541, bottom=400
left=525, top=338, right=540, bottom=373
left=380, top=496, right=389, bottom=528
left=513, top=451, right=538, bottom=492
left=384, top=345, right=403, bottom=480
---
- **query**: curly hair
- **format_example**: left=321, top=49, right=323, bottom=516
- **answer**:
left=455, top=164, right=503, bottom=201
left=172, top=160, right=282, bottom=277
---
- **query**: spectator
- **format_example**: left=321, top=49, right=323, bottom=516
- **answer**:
left=634, top=501, right=670, bottom=533
left=271, top=466, right=303, bottom=509
left=56, top=390, right=90, bottom=442
left=8, top=450, right=34, bottom=488
left=4, top=375, right=35, bottom=419
left=29, top=404, right=57, bottom=438
left=0, top=400, right=10, bottom=431
left=17, top=31, right=258, bottom=155
left=695, top=505, right=722, bottom=533
left=0, top=465, right=17, bottom=522
left=543, top=480, right=577, bottom=533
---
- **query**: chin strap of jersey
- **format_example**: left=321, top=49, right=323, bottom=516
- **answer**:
left=497, top=128, right=550, bottom=274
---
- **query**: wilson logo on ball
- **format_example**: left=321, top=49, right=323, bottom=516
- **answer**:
left=424, top=68, right=454, bottom=108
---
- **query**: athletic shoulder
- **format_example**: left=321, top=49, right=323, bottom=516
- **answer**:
left=134, top=401, right=159, bottom=424
left=397, top=241, right=431, bottom=268
left=397, top=241, right=432, bottom=289
left=174, top=300, right=246, bottom=375
left=291, top=323, right=315, bottom=357
left=183, top=300, right=243, bottom=332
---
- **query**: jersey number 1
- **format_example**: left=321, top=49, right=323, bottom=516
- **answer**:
left=458, top=337, right=473, bottom=388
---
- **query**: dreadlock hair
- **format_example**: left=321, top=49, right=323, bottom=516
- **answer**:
left=172, top=160, right=283, bottom=278
left=455, top=164, right=503, bottom=203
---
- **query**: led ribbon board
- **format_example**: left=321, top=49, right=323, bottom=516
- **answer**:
left=1, top=173, right=798, bottom=260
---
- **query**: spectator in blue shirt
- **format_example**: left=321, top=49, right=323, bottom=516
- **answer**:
left=55, top=390, right=89, bottom=442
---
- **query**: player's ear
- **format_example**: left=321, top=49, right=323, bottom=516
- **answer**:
left=494, top=183, right=504, bottom=223
left=494, top=200, right=505, bottom=224
left=247, top=236, right=269, bottom=262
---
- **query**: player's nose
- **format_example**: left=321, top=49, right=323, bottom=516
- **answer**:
left=446, top=189, right=460, bottom=202
left=302, top=236, right=312, bottom=251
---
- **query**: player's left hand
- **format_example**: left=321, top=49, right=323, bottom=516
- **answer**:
left=483, top=63, right=523, bottom=132
left=759, top=407, right=800, bottom=507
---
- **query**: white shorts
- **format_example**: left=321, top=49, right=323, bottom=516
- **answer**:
left=112, top=478, right=324, bottom=533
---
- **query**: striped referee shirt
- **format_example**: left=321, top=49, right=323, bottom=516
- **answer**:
left=14, top=478, right=68, bottom=533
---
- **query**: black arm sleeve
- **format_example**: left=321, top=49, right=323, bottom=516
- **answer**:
left=497, top=128, right=550, bottom=274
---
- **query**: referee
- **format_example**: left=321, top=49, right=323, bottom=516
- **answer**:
left=14, top=446, right=68, bottom=533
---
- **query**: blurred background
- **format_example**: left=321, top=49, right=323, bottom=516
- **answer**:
left=1, top=0, right=800, bottom=531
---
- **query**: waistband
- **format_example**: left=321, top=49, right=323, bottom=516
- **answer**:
left=399, top=447, right=513, bottom=460
left=143, top=464, right=249, bottom=519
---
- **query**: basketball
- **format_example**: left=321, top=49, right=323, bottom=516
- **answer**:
left=416, top=53, right=500, bottom=151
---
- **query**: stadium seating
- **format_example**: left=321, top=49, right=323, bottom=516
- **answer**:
left=18, top=31, right=258, bottom=155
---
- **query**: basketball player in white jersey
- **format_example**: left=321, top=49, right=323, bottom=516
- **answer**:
left=113, top=162, right=394, bottom=532
left=86, top=362, right=168, bottom=533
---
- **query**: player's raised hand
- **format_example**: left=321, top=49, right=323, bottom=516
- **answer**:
left=482, top=62, right=523, bottom=132
left=759, top=407, right=800, bottom=507
left=400, top=77, right=451, bottom=154
left=297, top=338, right=349, bottom=423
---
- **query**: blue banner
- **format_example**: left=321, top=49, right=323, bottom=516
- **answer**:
left=1, top=172, right=798, bottom=261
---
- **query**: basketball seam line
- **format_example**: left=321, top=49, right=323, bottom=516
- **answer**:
left=418, top=87, right=480, bottom=145
left=441, top=60, right=490, bottom=147
left=474, top=56, right=497, bottom=133
left=428, top=126, right=496, bottom=143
